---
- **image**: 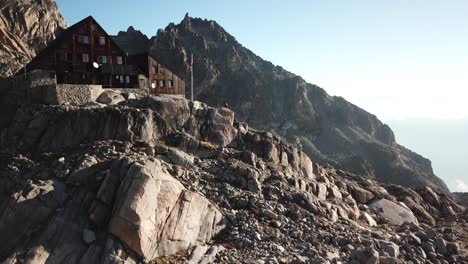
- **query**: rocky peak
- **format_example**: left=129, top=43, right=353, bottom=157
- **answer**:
left=112, top=26, right=150, bottom=55
left=145, top=15, right=449, bottom=192
left=0, top=0, right=66, bottom=78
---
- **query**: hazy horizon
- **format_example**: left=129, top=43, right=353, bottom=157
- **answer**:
left=54, top=0, right=468, bottom=191
left=389, top=118, right=468, bottom=193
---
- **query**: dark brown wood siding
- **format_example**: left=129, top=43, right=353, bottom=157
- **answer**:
left=23, top=16, right=140, bottom=88
left=148, top=56, right=185, bottom=96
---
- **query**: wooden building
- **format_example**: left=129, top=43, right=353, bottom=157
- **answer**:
left=18, top=16, right=185, bottom=96
left=20, top=16, right=143, bottom=88
left=128, top=53, right=185, bottom=95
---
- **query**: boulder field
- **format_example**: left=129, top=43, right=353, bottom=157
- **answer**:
left=0, top=95, right=466, bottom=263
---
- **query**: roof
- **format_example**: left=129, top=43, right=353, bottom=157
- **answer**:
left=17, top=16, right=131, bottom=75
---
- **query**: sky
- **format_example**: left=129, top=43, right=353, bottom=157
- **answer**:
left=388, top=119, right=468, bottom=193
left=55, top=0, right=468, bottom=190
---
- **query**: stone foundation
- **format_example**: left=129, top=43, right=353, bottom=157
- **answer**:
left=0, top=70, right=158, bottom=106
left=48, top=84, right=103, bottom=105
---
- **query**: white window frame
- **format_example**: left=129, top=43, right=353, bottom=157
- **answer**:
left=82, top=53, right=89, bottom=63
left=99, top=36, right=105, bottom=46
left=116, top=56, right=123, bottom=65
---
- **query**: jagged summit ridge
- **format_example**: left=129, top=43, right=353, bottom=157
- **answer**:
left=113, top=25, right=150, bottom=56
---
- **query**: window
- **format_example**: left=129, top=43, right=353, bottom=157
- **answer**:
left=99, top=36, right=105, bottom=46
left=102, top=56, right=107, bottom=64
left=84, top=36, right=90, bottom=44
left=92, top=24, right=98, bottom=31
left=81, top=73, right=86, bottom=80
left=98, top=56, right=108, bottom=64
left=168, top=80, right=173, bottom=88
left=82, top=53, right=89, bottom=63
left=126, top=76, right=130, bottom=84
left=120, top=76, right=124, bottom=83
left=159, top=80, right=165, bottom=87
left=152, top=80, right=157, bottom=88
left=78, top=35, right=90, bottom=44
left=116, top=56, right=123, bottom=65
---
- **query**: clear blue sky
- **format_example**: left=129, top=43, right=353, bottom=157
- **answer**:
left=56, top=0, right=468, bottom=191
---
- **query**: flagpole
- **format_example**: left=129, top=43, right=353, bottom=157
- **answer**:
left=190, top=53, right=194, bottom=102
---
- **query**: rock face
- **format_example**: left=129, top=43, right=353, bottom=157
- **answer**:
left=96, top=90, right=125, bottom=105
left=0, top=96, right=466, bottom=263
left=453, top=192, right=468, bottom=207
left=112, top=26, right=150, bottom=56
left=369, top=198, right=418, bottom=226
left=0, top=0, right=66, bottom=78
left=112, top=14, right=449, bottom=192
left=109, top=159, right=225, bottom=259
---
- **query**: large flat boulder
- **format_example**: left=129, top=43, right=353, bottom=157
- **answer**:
left=109, top=159, right=225, bottom=260
left=369, top=198, right=418, bottom=226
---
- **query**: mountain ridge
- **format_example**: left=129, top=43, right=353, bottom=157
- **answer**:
left=0, top=4, right=467, bottom=262
left=0, top=3, right=450, bottom=193
left=112, top=14, right=449, bottom=192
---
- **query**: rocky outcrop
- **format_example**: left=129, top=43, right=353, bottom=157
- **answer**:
left=110, top=14, right=451, bottom=192
left=1, top=95, right=240, bottom=152
left=0, top=179, right=67, bottom=258
left=109, top=159, right=225, bottom=259
left=369, top=198, right=418, bottom=226
left=0, top=96, right=466, bottom=263
left=453, top=192, right=468, bottom=207
left=96, top=90, right=125, bottom=105
left=0, top=0, right=66, bottom=78
left=112, top=26, right=150, bottom=56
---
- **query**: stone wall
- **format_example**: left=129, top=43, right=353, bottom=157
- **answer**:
left=1, top=70, right=153, bottom=106
left=50, top=84, right=103, bottom=105
left=0, top=78, right=16, bottom=128
left=25, top=70, right=56, bottom=102
left=0, top=79, right=12, bottom=94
